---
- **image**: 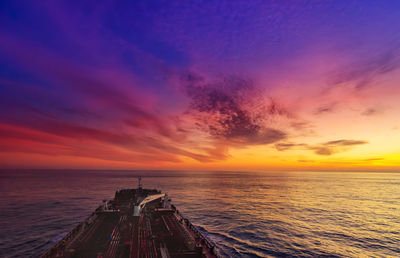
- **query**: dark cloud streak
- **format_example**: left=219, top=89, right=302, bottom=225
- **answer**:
left=329, top=46, right=400, bottom=89
left=275, top=139, right=368, bottom=156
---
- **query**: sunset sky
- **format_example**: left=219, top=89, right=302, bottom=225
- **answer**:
left=0, top=1, right=399, bottom=170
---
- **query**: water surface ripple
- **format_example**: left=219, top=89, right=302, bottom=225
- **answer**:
left=0, top=170, right=399, bottom=257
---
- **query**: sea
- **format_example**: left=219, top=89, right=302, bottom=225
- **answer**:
left=0, top=170, right=399, bottom=257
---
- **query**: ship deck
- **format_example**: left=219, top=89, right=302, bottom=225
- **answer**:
left=41, top=188, right=218, bottom=258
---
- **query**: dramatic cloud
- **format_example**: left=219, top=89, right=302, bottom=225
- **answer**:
left=179, top=73, right=288, bottom=146
left=1, top=1, right=399, bottom=169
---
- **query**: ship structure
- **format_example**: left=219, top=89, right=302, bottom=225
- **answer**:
left=42, top=177, right=218, bottom=258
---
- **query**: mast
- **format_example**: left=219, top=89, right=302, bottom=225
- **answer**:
left=138, top=176, right=142, bottom=190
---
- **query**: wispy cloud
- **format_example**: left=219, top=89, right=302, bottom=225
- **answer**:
left=362, top=157, right=384, bottom=161
left=275, top=143, right=306, bottom=151
left=322, top=140, right=368, bottom=146
left=329, top=46, right=400, bottom=89
left=275, top=139, right=368, bottom=156
left=313, top=102, right=337, bottom=115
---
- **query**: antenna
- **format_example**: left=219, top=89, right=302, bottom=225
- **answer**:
left=138, top=176, right=142, bottom=190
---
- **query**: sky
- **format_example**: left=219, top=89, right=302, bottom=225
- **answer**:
left=0, top=1, right=399, bottom=171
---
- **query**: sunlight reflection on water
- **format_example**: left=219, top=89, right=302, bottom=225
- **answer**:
left=0, top=170, right=399, bottom=257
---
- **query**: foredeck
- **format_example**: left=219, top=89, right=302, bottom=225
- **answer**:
left=41, top=188, right=218, bottom=258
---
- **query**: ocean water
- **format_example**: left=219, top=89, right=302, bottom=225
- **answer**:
left=0, top=170, right=399, bottom=257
